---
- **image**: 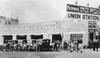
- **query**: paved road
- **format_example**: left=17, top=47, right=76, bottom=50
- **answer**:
left=0, top=50, right=100, bottom=58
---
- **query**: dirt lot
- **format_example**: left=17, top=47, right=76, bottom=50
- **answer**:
left=0, top=51, right=100, bottom=58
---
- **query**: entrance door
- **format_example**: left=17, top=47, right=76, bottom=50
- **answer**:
left=3, top=35, right=12, bottom=43
left=89, top=33, right=94, bottom=41
left=52, top=34, right=62, bottom=42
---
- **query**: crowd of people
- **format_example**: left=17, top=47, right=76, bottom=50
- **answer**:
left=89, top=38, right=99, bottom=52
left=0, top=41, right=37, bottom=51
left=0, top=39, right=83, bottom=52
left=63, top=40, right=82, bottom=52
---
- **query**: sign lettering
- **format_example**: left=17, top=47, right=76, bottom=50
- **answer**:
left=67, top=4, right=100, bottom=20
left=67, top=12, right=99, bottom=20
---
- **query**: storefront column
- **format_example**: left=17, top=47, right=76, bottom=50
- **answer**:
left=13, top=35, right=16, bottom=40
left=48, top=34, right=52, bottom=42
left=63, top=33, right=70, bottom=41
left=0, top=35, right=3, bottom=45
left=27, top=34, right=31, bottom=40
left=43, top=33, right=49, bottom=39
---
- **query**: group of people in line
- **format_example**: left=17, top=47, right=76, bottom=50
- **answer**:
left=0, top=42, right=38, bottom=51
left=0, top=39, right=81, bottom=52
left=63, top=40, right=80, bottom=52
left=52, top=40, right=81, bottom=52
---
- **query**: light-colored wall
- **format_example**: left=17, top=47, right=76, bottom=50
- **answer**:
left=0, top=34, right=3, bottom=45
left=0, top=20, right=89, bottom=45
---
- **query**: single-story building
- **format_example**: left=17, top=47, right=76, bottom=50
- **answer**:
left=0, top=19, right=91, bottom=46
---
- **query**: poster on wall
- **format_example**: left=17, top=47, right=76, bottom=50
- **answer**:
left=88, top=21, right=96, bottom=32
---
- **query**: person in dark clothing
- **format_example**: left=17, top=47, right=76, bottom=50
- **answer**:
left=93, top=38, right=99, bottom=52
left=63, top=41, right=68, bottom=51
left=54, top=41, right=58, bottom=51
left=74, top=40, right=79, bottom=51
left=88, top=40, right=93, bottom=49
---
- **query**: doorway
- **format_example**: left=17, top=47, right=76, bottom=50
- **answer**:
left=89, top=33, right=94, bottom=41
left=52, top=34, right=62, bottom=42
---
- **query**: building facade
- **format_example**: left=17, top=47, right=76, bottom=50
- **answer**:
left=0, top=4, right=100, bottom=46
left=0, top=20, right=89, bottom=45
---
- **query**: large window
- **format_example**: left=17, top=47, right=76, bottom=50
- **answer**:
left=70, top=34, right=83, bottom=44
left=31, top=35, right=43, bottom=39
left=16, top=35, right=27, bottom=40
left=3, top=35, right=12, bottom=43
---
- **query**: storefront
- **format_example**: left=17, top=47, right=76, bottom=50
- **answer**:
left=0, top=20, right=88, bottom=46
left=0, top=4, right=99, bottom=46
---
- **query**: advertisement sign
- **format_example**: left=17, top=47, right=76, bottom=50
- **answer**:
left=88, top=21, right=96, bottom=32
left=88, top=21, right=96, bottom=29
left=88, top=29, right=95, bottom=32
left=67, top=4, right=100, bottom=20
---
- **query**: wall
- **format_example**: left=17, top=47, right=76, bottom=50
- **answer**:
left=0, top=20, right=89, bottom=45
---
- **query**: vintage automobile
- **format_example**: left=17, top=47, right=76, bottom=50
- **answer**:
left=39, top=39, right=53, bottom=51
left=0, top=45, right=4, bottom=51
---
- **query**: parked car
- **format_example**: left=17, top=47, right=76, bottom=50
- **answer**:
left=39, top=39, right=53, bottom=51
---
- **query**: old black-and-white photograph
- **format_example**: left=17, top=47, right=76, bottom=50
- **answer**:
left=0, top=0, right=100, bottom=58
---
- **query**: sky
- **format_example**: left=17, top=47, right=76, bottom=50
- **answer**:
left=0, top=0, right=100, bottom=23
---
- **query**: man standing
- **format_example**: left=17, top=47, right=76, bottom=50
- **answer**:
left=63, top=40, right=68, bottom=51
left=93, top=38, right=99, bottom=52
left=74, top=40, right=79, bottom=52
left=54, top=41, right=58, bottom=51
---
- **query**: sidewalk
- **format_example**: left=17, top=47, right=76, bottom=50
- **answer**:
left=83, top=48, right=100, bottom=53
left=52, top=48, right=100, bottom=53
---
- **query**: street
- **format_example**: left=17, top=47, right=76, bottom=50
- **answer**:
left=0, top=49, right=100, bottom=58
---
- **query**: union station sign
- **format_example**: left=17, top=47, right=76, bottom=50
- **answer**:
left=66, top=4, right=100, bottom=20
